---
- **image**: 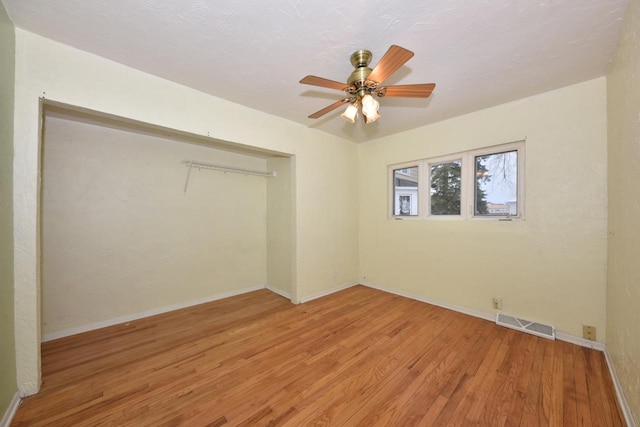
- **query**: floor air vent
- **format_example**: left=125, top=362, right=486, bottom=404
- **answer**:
left=496, top=313, right=555, bottom=340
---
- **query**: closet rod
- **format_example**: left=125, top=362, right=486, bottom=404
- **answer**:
left=183, top=160, right=276, bottom=177
left=183, top=160, right=276, bottom=194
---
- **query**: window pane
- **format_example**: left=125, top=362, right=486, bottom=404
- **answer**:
left=393, top=167, right=418, bottom=216
left=475, top=150, right=518, bottom=216
left=430, top=160, right=462, bottom=215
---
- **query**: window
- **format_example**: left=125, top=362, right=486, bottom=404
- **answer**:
left=393, top=166, right=419, bottom=216
left=430, top=160, right=462, bottom=216
left=389, top=141, right=524, bottom=220
left=474, top=150, right=518, bottom=216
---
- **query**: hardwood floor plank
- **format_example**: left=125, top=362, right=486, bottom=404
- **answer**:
left=280, top=301, right=449, bottom=425
left=476, top=330, right=526, bottom=426
left=461, top=333, right=511, bottom=425
left=342, top=312, right=485, bottom=426
left=584, top=346, right=610, bottom=426
left=504, top=332, right=537, bottom=426
left=538, top=338, right=555, bottom=426
left=562, top=341, right=578, bottom=426
left=550, top=337, right=565, bottom=425
left=12, top=286, right=624, bottom=426
left=574, top=343, right=594, bottom=427
left=88, top=290, right=394, bottom=426
left=175, top=297, right=420, bottom=426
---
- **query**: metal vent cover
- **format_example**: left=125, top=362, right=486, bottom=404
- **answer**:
left=496, top=313, right=555, bottom=340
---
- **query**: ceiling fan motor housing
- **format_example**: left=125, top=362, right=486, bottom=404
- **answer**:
left=347, top=49, right=375, bottom=95
left=350, top=49, right=372, bottom=68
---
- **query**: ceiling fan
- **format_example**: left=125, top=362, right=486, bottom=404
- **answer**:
left=300, top=45, right=435, bottom=124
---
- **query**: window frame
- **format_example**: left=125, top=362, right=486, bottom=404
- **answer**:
left=388, top=161, right=421, bottom=219
left=466, top=142, right=525, bottom=220
left=426, top=154, right=466, bottom=220
left=388, top=141, right=525, bottom=221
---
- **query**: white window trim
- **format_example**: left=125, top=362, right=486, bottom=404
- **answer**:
left=389, top=140, right=525, bottom=221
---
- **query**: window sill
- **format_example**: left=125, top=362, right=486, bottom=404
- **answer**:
left=389, top=216, right=524, bottom=221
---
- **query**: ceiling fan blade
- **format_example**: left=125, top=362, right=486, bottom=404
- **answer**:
left=378, top=83, right=436, bottom=98
left=300, top=75, right=349, bottom=91
left=308, top=98, right=351, bottom=119
left=367, top=45, right=414, bottom=85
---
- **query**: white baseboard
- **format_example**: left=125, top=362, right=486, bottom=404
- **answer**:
left=298, top=282, right=359, bottom=304
left=555, top=331, right=605, bottom=351
left=265, top=284, right=293, bottom=301
left=42, top=284, right=267, bottom=342
left=361, top=281, right=605, bottom=351
left=361, top=281, right=494, bottom=322
left=0, top=392, right=21, bottom=427
left=604, top=349, right=637, bottom=427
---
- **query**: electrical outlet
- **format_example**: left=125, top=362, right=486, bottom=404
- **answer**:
left=583, top=325, right=596, bottom=341
left=332, top=269, right=337, bottom=279
left=492, top=298, right=502, bottom=310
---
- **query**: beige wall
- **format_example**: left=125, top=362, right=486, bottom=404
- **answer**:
left=13, top=30, right=359, bottom=394
left=607, top=0, right=640, bottom=422
left=42, top=113, right=270, bottom=335
left=267, top=156, right=294, bottom=300
left=0, top=0, right=17, bottom=416
left=359, top=78, right=608, bottom=340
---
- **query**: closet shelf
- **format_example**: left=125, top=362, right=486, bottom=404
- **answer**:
left=182, top=160, right=276, bottom=194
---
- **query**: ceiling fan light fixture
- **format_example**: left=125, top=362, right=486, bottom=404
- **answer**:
left=300, top=46, right=435, bottom=123
left=363, top=110, right=381, bottom=124
left=341, top=102, right=359, bottom=123
left=361, top=94, right=380, bottom=123
left=361, top=94, right=376, bottom=112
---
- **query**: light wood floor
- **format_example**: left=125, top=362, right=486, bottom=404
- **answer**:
left=13, top=285, right=625, bottom=426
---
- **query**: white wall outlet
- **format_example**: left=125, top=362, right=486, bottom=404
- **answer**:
left=492, top=297, right=503, bottom=310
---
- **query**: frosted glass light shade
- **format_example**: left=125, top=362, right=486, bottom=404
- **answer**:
left=341, top=103, right=359, bottom=123
left=361, top=94, right=380, bottom=123
left=364, top=110, right=381, bottom=124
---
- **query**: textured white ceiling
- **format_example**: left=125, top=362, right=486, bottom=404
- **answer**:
left=2, top=0, right=629, bottom=142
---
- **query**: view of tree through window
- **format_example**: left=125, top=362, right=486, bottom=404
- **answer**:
left=430, top=160, right=461, bottom=215
left=474, top=150, right=518, bottom=216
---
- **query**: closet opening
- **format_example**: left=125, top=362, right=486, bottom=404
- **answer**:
left=39, top=101, right=296, bottom=342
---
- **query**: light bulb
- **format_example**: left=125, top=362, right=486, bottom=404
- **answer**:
left=341, top=103, right=359, bottom=123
